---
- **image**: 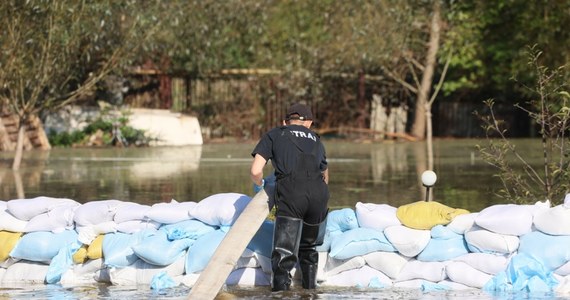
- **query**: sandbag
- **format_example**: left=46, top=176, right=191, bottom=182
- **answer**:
left=316, top=208, right=358, bottom=252
left=87, top=234, right=104, bottom=260
left=518, top=230, right=570, bottom=271
left=384, top=225, right=431, bottom=257
left=109, top=255, right=186, bottom=286
left=446, top=261, right=493, bottom=289
left=246, top=220, right=274, bottom=258
left=0, top=231, right=22, bottom=262
left=446, top=212, right=477, bottom=234
left=475, top=204, right=534, bottom=236
left=2, top=260, right=49, bottom=284
left=9, top=230, right=78, bottom=263
left=453, top=252, right=510, bottom=275
left=24, top=202, right=79, bottom=233
left=114, top=202, right=151, bottom=223
left=363, top=251, right=410, bottom=279
left=464, top=226, right=519, bottom=254
left=184, top=229, right=227, bottom=274
left=116, top=220, right=160, bottom=234
left=329, top=227, right=396, bottom=260
left=132, top=230, right=194, bottom=266
left=534, top=204, right=570, bottom=236
left=324, top=256, right=366, bottom=277
left=102, top=230, right=155, bottom=268
left=146, top=199, right=196, bottom=224
left=396, top=201, right=470, bottom=230
left=190, top=193, right=251, bottom=227
left=159, top=219, right=216, bottom=240
left=416, top=225, right=469, bottom=262
left=395, top=260, right=447, bottom=283
left=355, top=202, right=400, bottom=231
left=74, top=200, right=123, bottom=226
left=7, top=197, right=78, bottom=221
left=0, top=204, right=28, bottom=232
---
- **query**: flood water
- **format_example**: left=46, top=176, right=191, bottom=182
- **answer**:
left=0, top=138, right=562, bottom=299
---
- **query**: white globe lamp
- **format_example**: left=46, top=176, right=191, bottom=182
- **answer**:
left=421, top=170, right=437, bottom=201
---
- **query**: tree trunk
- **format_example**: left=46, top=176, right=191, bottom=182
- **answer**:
left=12, top=122, right=26, bottom=171
left=411, top=1, right=441, bottom=139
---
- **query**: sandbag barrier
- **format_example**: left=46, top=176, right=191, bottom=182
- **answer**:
left=2, top=194, right=570, bottom=295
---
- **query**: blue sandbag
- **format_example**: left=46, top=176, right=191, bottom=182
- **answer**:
left=103, top=230, right=155, bottom=267
left=417, top=228, right=469, bottom=262
left=159, top=219, right=216, bottom=240
left=185, top=229, right=227, bottom=274
left=518, top=231, right=570, bottom=271
left=46, top=241, right=82, bottom=284
left=10, top=230, right=78, bottom=263
left=327, top=208, right=359, bottom=232
left=329, top=227, right=396, bottom=259
left=150, top=271, right=176, bottom=291
left=246, top=220, right=274, bottom=258
left=132, top=230, right=194, bottom=266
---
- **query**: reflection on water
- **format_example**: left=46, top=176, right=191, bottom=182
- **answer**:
left=0, top=139, right=547, bottom=212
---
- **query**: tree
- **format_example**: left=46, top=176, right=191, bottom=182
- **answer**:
left=0, top=0, right=164, bottom=170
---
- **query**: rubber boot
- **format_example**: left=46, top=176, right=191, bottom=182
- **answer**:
left=299, top=219, right=327, bottom=289
left=271, top=216, right=303, bottom=292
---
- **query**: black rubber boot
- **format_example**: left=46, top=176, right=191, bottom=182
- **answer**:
left=271, top=216, right=303, bottom=292
left=299, top=219, right=327, bottom=289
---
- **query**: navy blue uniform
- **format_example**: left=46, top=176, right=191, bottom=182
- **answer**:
left=251, top=124, right=329, bottom=224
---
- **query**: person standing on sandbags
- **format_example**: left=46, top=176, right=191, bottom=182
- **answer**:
left=250, top=103, right=329, bottom=291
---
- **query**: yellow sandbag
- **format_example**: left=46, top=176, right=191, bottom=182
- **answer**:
left=87, top=234, right=104, bottom=260
left=396, top=201, right=470, bottom=230
left=0, top=231, right=23, bottom=262
left=73, top=245, right=89, bottom=264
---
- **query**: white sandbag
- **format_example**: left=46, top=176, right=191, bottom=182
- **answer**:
left=146, top=199, right=196, bottom=224
left=74, top=200, right=123, bottom=226
left=226, top=267, right=271, bottom=286
left=116, top=220, right=160, bottom=234
left=177, top=273, right=201, bottom=287
left=114, top=202, right=151, bottom=223
left=355, top=202, right=401, bottom=231
left=447, top=213, right=477, bottom=234
left=395, top=260, right=446, bottom=283
left=24, top=202, right=80, bottom=233
left=453, top=253, right=510, bottom=275
left=322, top=265, right=393, bottom=287
left=384, top=225, right=431, bottom=257
left=0, top=205, right=28, bottom=232
left=190, top=193, right=251, bottom=227
left=76, top=221, right=118, bottom=245
left=474, top=204, right=534, bottom=236
left=445, top=261, right=493, bottom=289
left=464, top=226, right=519, bottom=254
left=109, top=255, right=185, bottom=286
left=534, top=204, right=570, bottom=236
left=324, top=256, right=366, bottom=277
left=2, top=260, right=49, bottom=284
left=236, top=249, right=271, bottom=274
left=555, top=274, right=570, bottom=294
left=363, top=251, right=410, bottom=279
left=9, top=230, right=78, bottom=263
left=329, top=227, right=396, bottom=259
left=7, top=197, right=78, bottom=221
left=59, top=258, right=105, bottom=286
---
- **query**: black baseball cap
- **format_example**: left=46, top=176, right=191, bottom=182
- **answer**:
left=285, top=103, right=313, bottom=121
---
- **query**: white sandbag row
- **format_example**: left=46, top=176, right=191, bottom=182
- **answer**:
left=3, top=194, right=570, bottom=294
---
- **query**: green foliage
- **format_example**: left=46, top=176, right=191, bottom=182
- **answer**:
left=476, top=47, right=570, bottom=205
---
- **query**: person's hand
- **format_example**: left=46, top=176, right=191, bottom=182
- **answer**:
left=253, top=179, right=265, bottom=193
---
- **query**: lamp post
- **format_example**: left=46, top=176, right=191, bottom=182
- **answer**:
left=421, top=170, right=437, bottom=202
